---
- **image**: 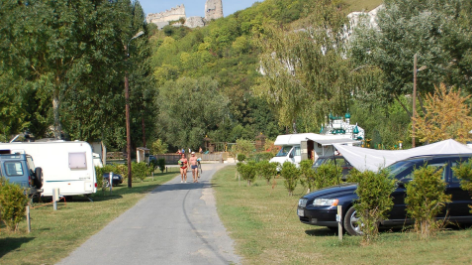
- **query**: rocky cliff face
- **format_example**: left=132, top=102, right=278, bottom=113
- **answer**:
left=184, top=17, right=205, bottom=28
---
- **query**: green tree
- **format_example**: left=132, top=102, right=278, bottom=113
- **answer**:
left=151, top=139, right=169, bottom=154
left=405, top=165, right=451, bottom=238
left=157, top=76, right=229, bottom=150
left=350, top=0, right=472, bottom=115
left=258, top=6, right=350, bottom=129
left=0, top=0, right=140, bottom=143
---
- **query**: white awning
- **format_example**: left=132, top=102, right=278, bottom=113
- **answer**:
left=333, top=139, right=472, bottom=172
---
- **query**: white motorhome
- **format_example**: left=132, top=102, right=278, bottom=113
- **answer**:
left=0, top=141, right=97, bottom=197
left=269, top=133, right=362, bottom=167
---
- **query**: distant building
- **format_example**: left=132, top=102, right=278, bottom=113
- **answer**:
left=146, top=1, right=224, bottom=29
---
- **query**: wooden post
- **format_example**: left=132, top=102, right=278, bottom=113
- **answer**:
left=337, top=205, right=342, bottom=241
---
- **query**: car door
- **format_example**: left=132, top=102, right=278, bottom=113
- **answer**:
left=446, top=158, right=472, bottom=220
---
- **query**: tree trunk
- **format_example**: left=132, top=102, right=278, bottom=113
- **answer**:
left=52, top=90, right=62, bottom=139
left=142, top=116, right=146, bottom=147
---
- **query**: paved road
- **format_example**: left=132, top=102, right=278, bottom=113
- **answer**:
left=58, top=164, right=240, bottom=265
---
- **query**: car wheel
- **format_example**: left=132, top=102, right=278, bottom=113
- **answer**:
left=343, top=206, right=363, bottom=236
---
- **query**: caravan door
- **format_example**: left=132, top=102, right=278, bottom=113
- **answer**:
left=290, top=146, right=302, bottom=167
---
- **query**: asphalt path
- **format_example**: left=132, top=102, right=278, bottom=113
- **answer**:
left=57, top=164, right=241, bottom=265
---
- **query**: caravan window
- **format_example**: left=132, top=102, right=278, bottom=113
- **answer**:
left=293, top=147, right=301, bottom=156
left=69, top=152, right=87, bottom=169
left=5, top=162, right=24, bottom=176
left=276, top=146, right=293, bottom=157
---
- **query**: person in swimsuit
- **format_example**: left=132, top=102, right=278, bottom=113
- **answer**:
left=189, top=152, right=199, bottom=183
left=179, top=153, right=188, bottom=183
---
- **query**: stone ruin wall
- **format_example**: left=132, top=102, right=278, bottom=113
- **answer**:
left=205, top=0, right=223, bottom=21
left=146, top=4, right=186, bottom=24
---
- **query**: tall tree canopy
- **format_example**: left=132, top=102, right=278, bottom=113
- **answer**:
left=257, top=1, right=350, bottom=130
left=156, top=76, right=229, bottom=149
left=350, top=0, right=472, bottom=113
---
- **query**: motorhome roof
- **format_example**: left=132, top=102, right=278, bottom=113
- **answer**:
left=274, top=133, right=354, bottom=146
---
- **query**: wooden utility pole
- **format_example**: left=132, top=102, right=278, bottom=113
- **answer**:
left=412, top=54, right=417, bottom=148
left=125, top=45, right=132, bottom=188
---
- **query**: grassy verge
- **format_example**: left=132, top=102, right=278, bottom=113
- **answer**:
left=213, top=166, right=472, bottom=264
left=0, top=172, right=177, bottom=265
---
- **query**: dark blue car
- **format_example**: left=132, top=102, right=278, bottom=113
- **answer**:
left=298, top=154, right=472, bottom=235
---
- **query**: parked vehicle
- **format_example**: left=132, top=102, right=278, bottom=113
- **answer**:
left=297, top=154, right=472, bottom=235
left=269, top=133, right=361, bottom=168
left=103, top=173, right=123, bottom=187
left=0, top=154, right=43, bottom=195
left=0, top=141, right=97, bottom=197
left=312, top=155, right=353, bottom=180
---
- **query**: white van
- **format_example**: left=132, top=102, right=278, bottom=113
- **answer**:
left=269, top=133, right=361, bottom=167
left=0, top=141, right=97, bottom=197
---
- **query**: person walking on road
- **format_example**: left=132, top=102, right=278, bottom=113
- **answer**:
left=189, top=152, right=199, bottom=183
left=178, top=153, right=188, bottom=183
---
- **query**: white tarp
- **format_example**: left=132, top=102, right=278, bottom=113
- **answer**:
left=274, top=133, right=352, bottom=146
left=333, top=139, right=472, bottom=172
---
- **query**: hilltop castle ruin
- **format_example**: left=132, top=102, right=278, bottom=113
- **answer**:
left=146, top=1, right=224, bottom=29
left=205, top=0, right=224, bottom=21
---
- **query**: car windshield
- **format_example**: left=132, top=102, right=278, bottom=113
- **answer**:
left=313, top=157, right=329, bottom=167
left=276, top=146, right=293, bottom=157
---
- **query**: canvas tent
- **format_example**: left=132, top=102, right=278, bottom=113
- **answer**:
left=333, top=139, right=472, bottom=172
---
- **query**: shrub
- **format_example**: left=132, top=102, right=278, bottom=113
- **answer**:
left=94, top=166, right=104, bottom=188
left=314, top=162, right=342, bottom=190
left=149, top=159, right=158, bottom=175
left=237, top=154, right=246, bottom=162
left=0, top=179, right=29, bottom=231
left=263, top=139, right=280, bottom=156
left=299, top=160, right=316, bottom=193
left=349, top=169, right=396, bottom=244
left=237, top=161, right=257, bottom=186
left=281, top=162, right=300, bottom=196
left=256, top=160, right=278, bottom=184
left=158, top=158, right=166, bottom=173
left=405, top=165, right=451, bottom=238
left=452, top=158, right=472, bottom=213
left=114, top=164, right=128, bottom=179
left=132, top=162, right=148, bottom=181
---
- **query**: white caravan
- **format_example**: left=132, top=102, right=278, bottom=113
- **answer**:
left=0, top=141, right=97, bottom=197
left=269, top=133, right=362, bottom=167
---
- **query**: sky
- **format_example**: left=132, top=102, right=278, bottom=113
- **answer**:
left=139, top=0, right=263, bottom=17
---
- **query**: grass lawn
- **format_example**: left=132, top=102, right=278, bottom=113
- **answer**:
left=213, top=166, right=472, bottom=265
left=0, top=172, right=177, bottom=265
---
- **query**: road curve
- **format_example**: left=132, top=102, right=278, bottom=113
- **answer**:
left=57, top=164, right=240, bottom=265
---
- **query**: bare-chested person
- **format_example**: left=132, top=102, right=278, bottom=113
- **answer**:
left=189, top=152, right=199, bottom=183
